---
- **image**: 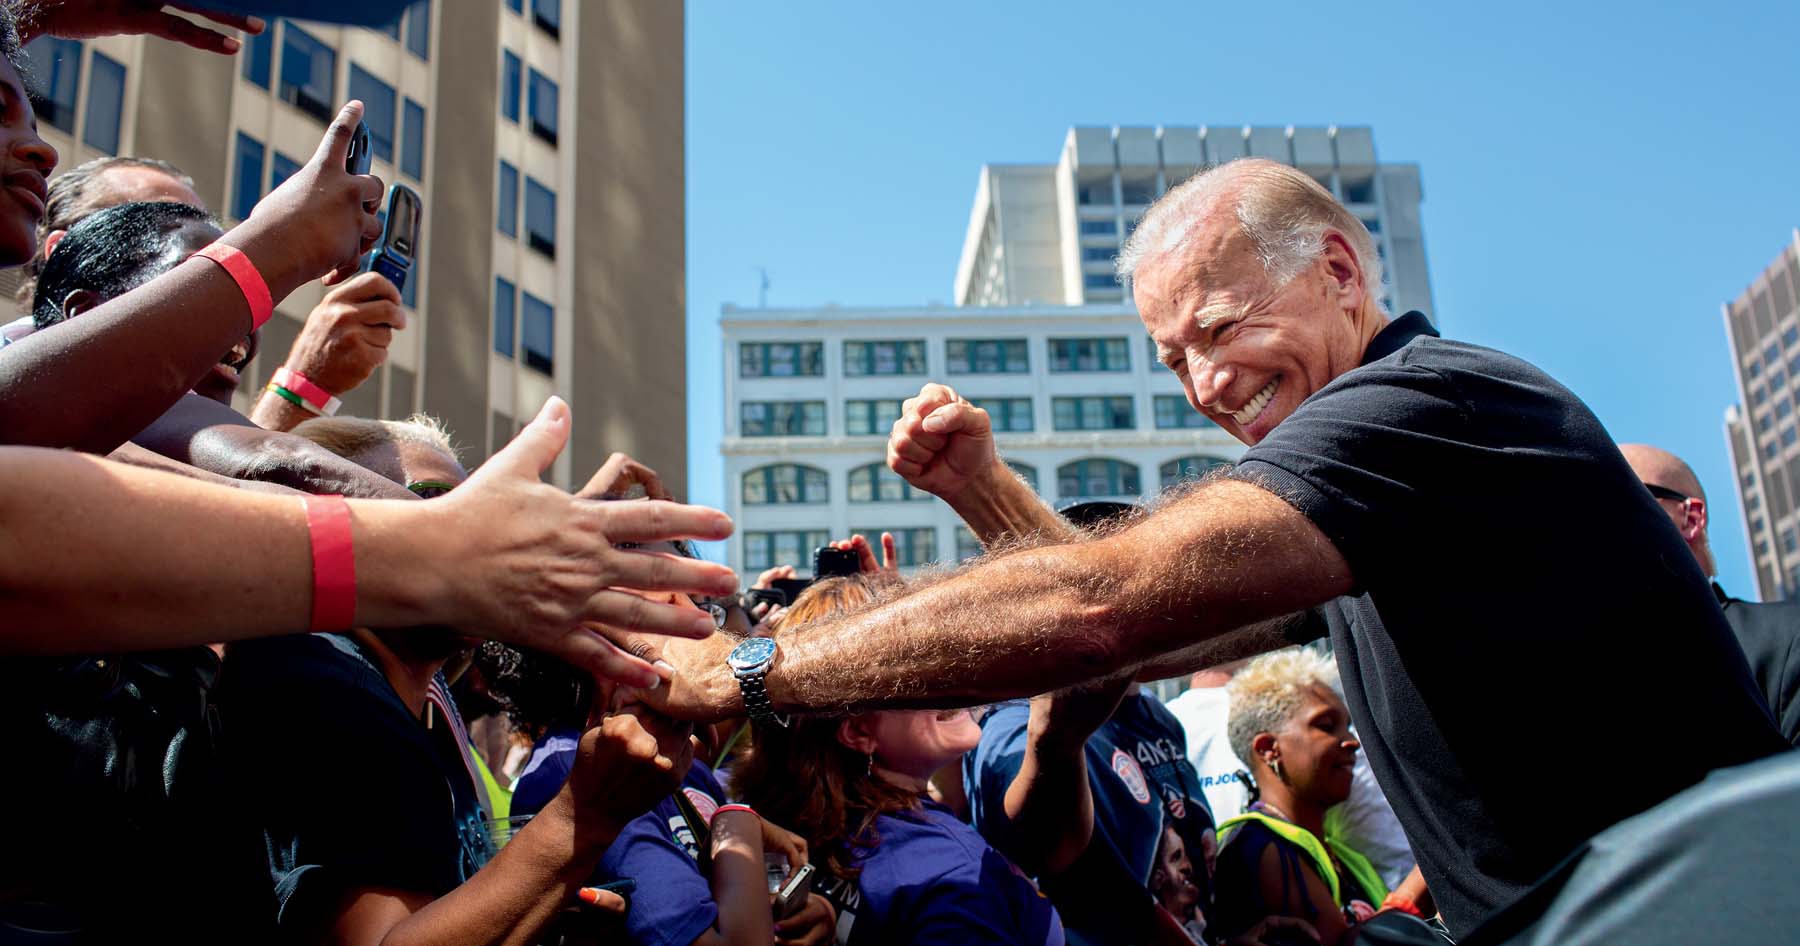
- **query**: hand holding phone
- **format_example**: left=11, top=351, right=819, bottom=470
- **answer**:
left=772, top=862, right=816, bottom=919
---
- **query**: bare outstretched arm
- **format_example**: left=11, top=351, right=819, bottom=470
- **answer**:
left=646, top=477, right=1353, bottom=721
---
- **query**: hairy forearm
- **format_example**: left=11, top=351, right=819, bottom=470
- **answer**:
left=950, top=459, right=1077, bottom=548
left=376, top=793, right=617, bottom=946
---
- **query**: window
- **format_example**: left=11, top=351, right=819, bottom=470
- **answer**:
left=1766, top=343, right=1782, bottom=369
left=496, top=161, right=518, bottom=236
left=1343, top=177, right=1375, bottom=203
left=744, top=530, right=829, bottom=573
left=845, top=399, right=904, bottom=436
left=1154, top=395, right=1214, bottom=429
left=82, top=52, right=125, bottom=154
left=524, top=177, right=556, bottom=257
left=532, top=0, right=562, bottom=36
left=500, top=50, right=521, bottom=123
left=1749, top=360, right=1762, bottom=379
left=232, top=133, right=265, bottom=221
left=278, top=24, right=336, bottom=122
left=739, top=341, right=822, bottom=378
left=1755, top=387, right=1768, bottom=407
left=400, top=99, right=425, bottom=180
left=1119, top=176, right=1156, bottom=205
left=848, top=463, right=930, bottom=503
left=1084, top=273, right=1120, bottom=291
left=1006, top=461, right=1039, bottom=491
left=348, top=66, right=397, bottom=163
left=527, top=68, right=558, bottom=145
left=946, top=338, right=1027, bottom=374
left=1785, top=528, right=1798, bottom=556
left=742, top=464, right=828, bottom=505
left=1057, top=459, right=1140, bottom=499
left=1050, top=337, right=1130, bottom=372
left=1053, top=396, right=1135, bottom=431
left=22, top=37, right=81, bottom=133
left=957, top=527, right=983, bottom=562
left=242, top=23, right=274, bottom=88
left=1081, top=246, right=1115, bottom=263
left=844, top=340, right=926, bottom=376
left=493, top=277, right=516, bottom=356
left=1079, top=219, right=1116, bottom=236
left=741, top=401, right=826, bottom=437
left=269, top=151, right=302, bottom=192
left=1780, top=399, right=1793, bottom=420
left=404, top=0, right=430, bottom=59
left=506, top=0, right=522, bottom=11
left=1783, top=426, right=1797, bottom=449
left=972, top=397, right=1034, bottom=432
left=852, top=527, right=936, bottom=567
left=521, top=291, right=554, bottom=374
left=1160, top=456, right=1231, bottom=489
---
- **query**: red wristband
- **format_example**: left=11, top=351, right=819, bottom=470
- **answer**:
left=303, top=495, right=356, bottom=631
left=193, top=242, right=274, bottom=330
left=1380, top=893, right=1423, bottom=917
left=714, top=804, right=757, bottom=819
left=271, top=367, right=342, bottom=415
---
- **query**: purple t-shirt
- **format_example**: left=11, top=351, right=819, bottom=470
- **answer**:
left=590, top=762, right=727, bottom=946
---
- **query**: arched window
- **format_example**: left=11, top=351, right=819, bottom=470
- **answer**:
left=742, top=463, right=829, bottom=505
left=848, top=462, right=931, bottom=503
left=1005, top=460, right=1039, bottom=492
left=1159, top=456, right=1232, bottom=490
left=1057, top=458, right=1141, bottom=499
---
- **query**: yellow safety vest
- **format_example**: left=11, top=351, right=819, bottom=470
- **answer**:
left=1218, top=812, right=1390, bottom=907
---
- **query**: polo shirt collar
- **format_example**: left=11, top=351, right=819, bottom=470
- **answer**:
left=1360, top=311, right=1437, bottom=366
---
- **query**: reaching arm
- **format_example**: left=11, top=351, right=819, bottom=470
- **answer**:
left=691, top=810, right=775, bottom=946
left=107, top=439, right=302, bottom=494
left=649, top=478, right=1352, bottom=721
left=135, top=393, right=413, bottom=498
left=999, top=675, right=1131, bottom=876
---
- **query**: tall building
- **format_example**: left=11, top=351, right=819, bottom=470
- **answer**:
left=955, top=125, right=1435, bottom=321
left=13, top=0, right=687, bottom=492
left=721, top=124, right=1432, bottom=577
left=1723, top=230, right=1800, bottom=599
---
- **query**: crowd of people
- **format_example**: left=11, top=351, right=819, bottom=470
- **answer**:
left=5, top=3, right=1800, bottom=946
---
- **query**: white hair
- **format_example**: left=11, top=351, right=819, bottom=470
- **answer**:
left=292, top=413, right=461, bottom=466
left=1115, top=158, right=1386, bottom=312
left=1225, top=646, right=1342, bottom=766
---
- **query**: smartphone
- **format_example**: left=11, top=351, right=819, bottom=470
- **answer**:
left=772, top=863, right=815, bottom=919
left=346, top=121, right=372, bottom=175
left=744, top=587, right=788, bottom=610
left=813, top=546, right=860, bottom=580
left=769, top=577, right=812, bottom=603
left=361, top=183, right=421, bottom=296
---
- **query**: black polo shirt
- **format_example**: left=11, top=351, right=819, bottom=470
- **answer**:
left=1228, top=312, right=1786, bottom=937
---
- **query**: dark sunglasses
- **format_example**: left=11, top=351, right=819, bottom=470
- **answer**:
left=407, top=480, right=457, bottom=499
left=1643, top=483, right=1690, bottom=503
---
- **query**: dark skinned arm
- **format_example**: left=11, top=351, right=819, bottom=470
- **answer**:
left=133, top=393, right=412, bottom=499
left=1000, top=675, right=1131, bottom=876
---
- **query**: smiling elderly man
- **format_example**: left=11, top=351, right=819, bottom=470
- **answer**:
left=647, top=159, right=1785, bottom=935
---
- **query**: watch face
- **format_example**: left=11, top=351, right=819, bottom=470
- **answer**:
left=727, top=635, right=778, bottom=672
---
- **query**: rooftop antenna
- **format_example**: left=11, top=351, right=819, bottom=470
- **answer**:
left=756, top=267, right=770, bottom=308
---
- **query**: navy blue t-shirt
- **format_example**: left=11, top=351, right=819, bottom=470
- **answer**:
left=220, top=634, right=495, bottom=931
left=591, top=762, right=729, bottom=946
left=1227, top=312, right=1786, bottom=935
left=510, top=726, right=580, bottom=820
left=966, top=693, right=1214, bottom=944
left=812, top=799, right=1066, bottom=946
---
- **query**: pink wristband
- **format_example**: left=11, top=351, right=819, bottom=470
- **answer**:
left=714, top=804, right=757, bottom=819
left=193, top=242, right=274, bottom=330
left=303, top=495, right=356, bottom=631
left=272, top=367, right=342, bottom=415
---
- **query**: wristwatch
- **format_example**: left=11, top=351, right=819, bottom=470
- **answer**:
left=727, top=636, right=790, bottom=727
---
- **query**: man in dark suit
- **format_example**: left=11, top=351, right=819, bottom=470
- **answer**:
left=1622, top=443, right=1800, bottom=744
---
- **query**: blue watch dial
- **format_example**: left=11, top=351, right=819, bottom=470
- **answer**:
left=728, top=636, right=778, bottom=672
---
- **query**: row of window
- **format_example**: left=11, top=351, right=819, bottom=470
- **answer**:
left=241, top=21, right=428, bottom=179
left=1075, top=173, right=1376, bottom=209
left=497, top=161, right=556, bottom=257
left=740, top=337, right=1141, bottom=378
left=506, top=0, right=562, bottom=38
left=740, top=394, right=1213, bottom=437
left=500, top=50, right=559, bottom=146
left=492, top=276, right=555, bottom=375
left=743, top=528, right=937, bottom=572
left=740, top=456, right=1230, bottom=507
left=21, top=38, right=127, bottom=155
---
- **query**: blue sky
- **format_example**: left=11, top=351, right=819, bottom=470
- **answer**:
left=685, top=0, right=1800, bottom=595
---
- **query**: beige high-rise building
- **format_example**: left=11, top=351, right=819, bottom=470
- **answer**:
left=1723, top=230, right=1800, bottom=599
left=14, top=0, right=687, bottom=493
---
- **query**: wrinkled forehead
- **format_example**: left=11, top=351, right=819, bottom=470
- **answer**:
left=1138, top=214, right=1264, bottom=331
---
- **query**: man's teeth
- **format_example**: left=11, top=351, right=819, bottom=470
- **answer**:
left=1231, top=380, right=1279, bottom=427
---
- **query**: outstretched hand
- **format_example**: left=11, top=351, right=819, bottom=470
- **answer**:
left=16, top=2, right=263, bottom=55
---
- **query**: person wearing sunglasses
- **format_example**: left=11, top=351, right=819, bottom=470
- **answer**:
left=1622, top=443, right=1800, bottom=744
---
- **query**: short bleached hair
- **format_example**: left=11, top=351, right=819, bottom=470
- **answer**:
left=1116, top=158, right=1385, bottom=314
left=1226, top=647, right=1342, bottom=766
left=292, top=413, right=461, bottom=467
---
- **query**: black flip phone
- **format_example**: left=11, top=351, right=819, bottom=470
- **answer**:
left=769, top=577, right=813, bottom=603
left=360, top=183, right=421, bottom=296
left=346, top=121, right=372, bottom=175
left=813, top=546, right=859, bottom=580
